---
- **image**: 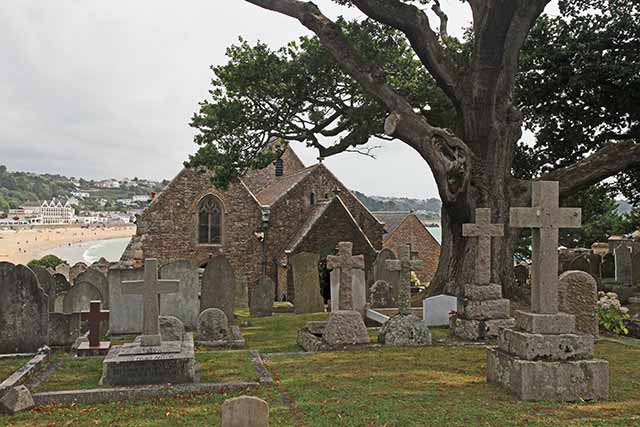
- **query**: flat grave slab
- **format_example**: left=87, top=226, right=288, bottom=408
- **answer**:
left=101, top=333, right=196, bottom=386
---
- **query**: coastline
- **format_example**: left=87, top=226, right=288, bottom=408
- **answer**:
left=0, top=225, right=136, bottom=265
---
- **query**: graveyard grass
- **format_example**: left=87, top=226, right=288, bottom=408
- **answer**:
left=0, top=357, right=30, bottom=383
left=4, top=313, right=640, bottom=426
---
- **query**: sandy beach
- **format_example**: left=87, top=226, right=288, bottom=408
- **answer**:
left=0, top=225, right=136, bottom=265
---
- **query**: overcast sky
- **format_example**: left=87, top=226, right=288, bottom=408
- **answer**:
left=0, top=1, right=557, bottom=199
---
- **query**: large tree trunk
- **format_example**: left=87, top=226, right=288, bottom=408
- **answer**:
left=427, top=105, right=529, bottom=300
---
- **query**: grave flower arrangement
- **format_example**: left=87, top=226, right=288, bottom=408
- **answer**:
left=597, top=291, right=630, bottom=335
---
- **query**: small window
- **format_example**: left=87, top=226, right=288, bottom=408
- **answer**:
left=198, top=195, right=222, bottom=244
left=310, top=193, right=316, bottom=206
left=275, top=158, right=284, bottom=177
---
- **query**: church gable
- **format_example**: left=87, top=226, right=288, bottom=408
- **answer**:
left=241, top=144, right=307, bottom=194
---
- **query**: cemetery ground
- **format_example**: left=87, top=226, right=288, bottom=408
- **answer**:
left=2, top=312, right=639, bottom=427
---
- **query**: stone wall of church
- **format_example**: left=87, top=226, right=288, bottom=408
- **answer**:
left=136, top=168, right=264, bottom=289
left=383, top=214, right=441, bottom=285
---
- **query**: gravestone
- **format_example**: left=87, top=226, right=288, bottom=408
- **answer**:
left=62, top=281, right=102, bottom=314
left=107, top=265, right=144, bottom=334
left=0, top=263, right=49, bottom=353
left=352, top=268, right=367, bottom=314
left=69, top=262, right=88, bottom=284
left=30, top=265, right=57, bottom=312
left=159, top=316, right=185, bottom=342
left=101, top=259, right=195, bottom=386
left=370, top=280, right=395, bottom=308
left=558, top=271, right=598, bottom=336
left=569, top=255, right=591, bottom=275
left=53, top=293, right=67, bottom=313
left=514, top=264, right=529, bottom=289
left=602, top=253, right=615, bottom=279
left=452, top=208, right=514, bottom=340
left=75, top=268, right=110, bottom=308
left=614, top=244, right=633, bottom=286
left=373, top=248, right=400, bottom=298
left=633, top=250, right=640, bottom=286
left=201, top=255, right=236, bottom=324
left=329, top=269, right=340, bottom=312
left=290, top=252, right=324, bottom=314
left=221, top=396, right=269, bottom=427
left=327, top=242, right=365, bottom=311
left=122, top=259, right=180, bottom=346
left=48, top=312, right=82, bottom=347
left=53, top=273, right=71, bottom=295
left=159, top=260, right=200, bottom=330
left=250, top=277, right=275, bottom=317
left=55, top=263, right=70, bottom=280
left=587, top=253, right=603, bottom=284
left=235, top=274, right=249, bottom=309
left=198, top=308, right=229, bottom=341
left=386, top=244, right=423, bottom=315
left=488, top=181, right=608, bottom=401
left=423, top=295, right=457, bottom=326
left=92, top=257, right=110, bottom=275
left=0, top=385, right=34, bottom=415
left=77, top=300, right=111, bottom=356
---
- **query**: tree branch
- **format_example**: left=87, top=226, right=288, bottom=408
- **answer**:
left=431, top=0, right=449, bottom=40
left=244, top=0, right=473, bottom=203
left=539, top=141, right=640, bottom=196
left=350, top=0, right=462, bottom=109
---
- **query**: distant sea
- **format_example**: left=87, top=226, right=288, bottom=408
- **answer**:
left=428, top=227, right=441, bottom=244
left=42, top=237, right=131, bottom=265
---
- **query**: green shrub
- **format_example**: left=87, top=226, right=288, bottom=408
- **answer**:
left=28, top=254, right=65, bottom=270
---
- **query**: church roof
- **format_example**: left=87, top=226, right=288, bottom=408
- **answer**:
left=254, top=165, right=318, bottom=206
left=285, top=196, right=375, bottom=254
left=372, top=211, right=412, bottom=239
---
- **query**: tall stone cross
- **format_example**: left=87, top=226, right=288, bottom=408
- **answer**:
left=327, top=242, right=364, bottom=310
left=122, top=258, right=180, bottom=346
left=80, top=300, right=109, bottom=348
left=510, top=181, right=581, bottom=314
left=462, top=208, right=504, bottom=285
left=386, top=244, right=424, bottom=315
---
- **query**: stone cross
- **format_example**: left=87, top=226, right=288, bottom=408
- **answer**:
left=462, top=208, right=504, bottom=285
left=510, top=181, right=581, bottom=314
left=122, top=259, right=180, bottom=346
left=386, top=244, right=424, bottom=315
left=80, top=300, right=110, bottom=348
left=327, top=242, right=365, bottom=310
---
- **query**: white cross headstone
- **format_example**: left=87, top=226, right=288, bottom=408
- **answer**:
left=122, top=259, right=180, bottom=346
left=510, top=181, right=581, bottom=314
left=327, top=242, right=365, bottom=311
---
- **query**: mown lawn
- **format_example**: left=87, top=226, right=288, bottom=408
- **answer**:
left=3, top=312, right=640, bottom=427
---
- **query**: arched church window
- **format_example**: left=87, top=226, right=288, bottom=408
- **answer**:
left=198, top=195, right=222, bottom=244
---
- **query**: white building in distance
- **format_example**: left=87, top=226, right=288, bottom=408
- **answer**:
left=38, top=199, right=75, bottom=225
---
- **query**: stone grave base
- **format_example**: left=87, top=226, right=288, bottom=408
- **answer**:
left=297, top=311, right=370, bottom=352
left=101, top=333, right=196, bottom=386
left=487, top=348, right=609, bottom=401
left=195, top=325, right=246, bottom=349
left=450, top=317, right=515, bottom=341
left=76, top=341, right=111, bottom=357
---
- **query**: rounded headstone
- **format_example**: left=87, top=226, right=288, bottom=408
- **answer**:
left=63, top=282, right=102, bottom=314
left=160, top=316, right=185, bottom=342
left=197, top=308, right=229, bottom=341
left=370, top=280, right=395, bottom=308
left=378, top=314, right=432, bottom=346
left=322, top=310, right=370, bottom=347
left=221, top=396, right=269, bottom=427
left=558, top=270, right=598, bottom=336
left=250, top=277, right=275, bottom=317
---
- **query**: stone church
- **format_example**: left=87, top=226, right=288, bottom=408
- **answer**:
left=121, top=145, right=385, bottom=299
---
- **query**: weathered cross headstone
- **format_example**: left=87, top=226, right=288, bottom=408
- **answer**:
left=462, top=208, right=504, bottom=284
left=385, top=244, right=423, bottom=315
left=488, top=181, right=608, bottom=402
left=122, top=259, right=180, bottom=346
left=614, top=244, right=633, bottom=286
left=327, top=242, right=365, bottom=311
left=510, top=181, right=581, bottom=314
left=77, top=300, right=110, bottom=356
left=201, top=255, right=236, bottom=324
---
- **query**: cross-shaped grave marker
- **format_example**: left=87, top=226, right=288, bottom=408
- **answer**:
left=462, top=208, right=504, bottom=285
left=81, top=300, right=110, bottom=348
left=386, top=244, right=424, bottom=315
left=327, top=242, right=365, bottom=311
left=122, top=258, right=180, bottom=346
left=510, top=181, right=581, bottom=314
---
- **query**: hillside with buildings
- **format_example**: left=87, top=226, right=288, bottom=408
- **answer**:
left=0, top=165, right=166, bottom=225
